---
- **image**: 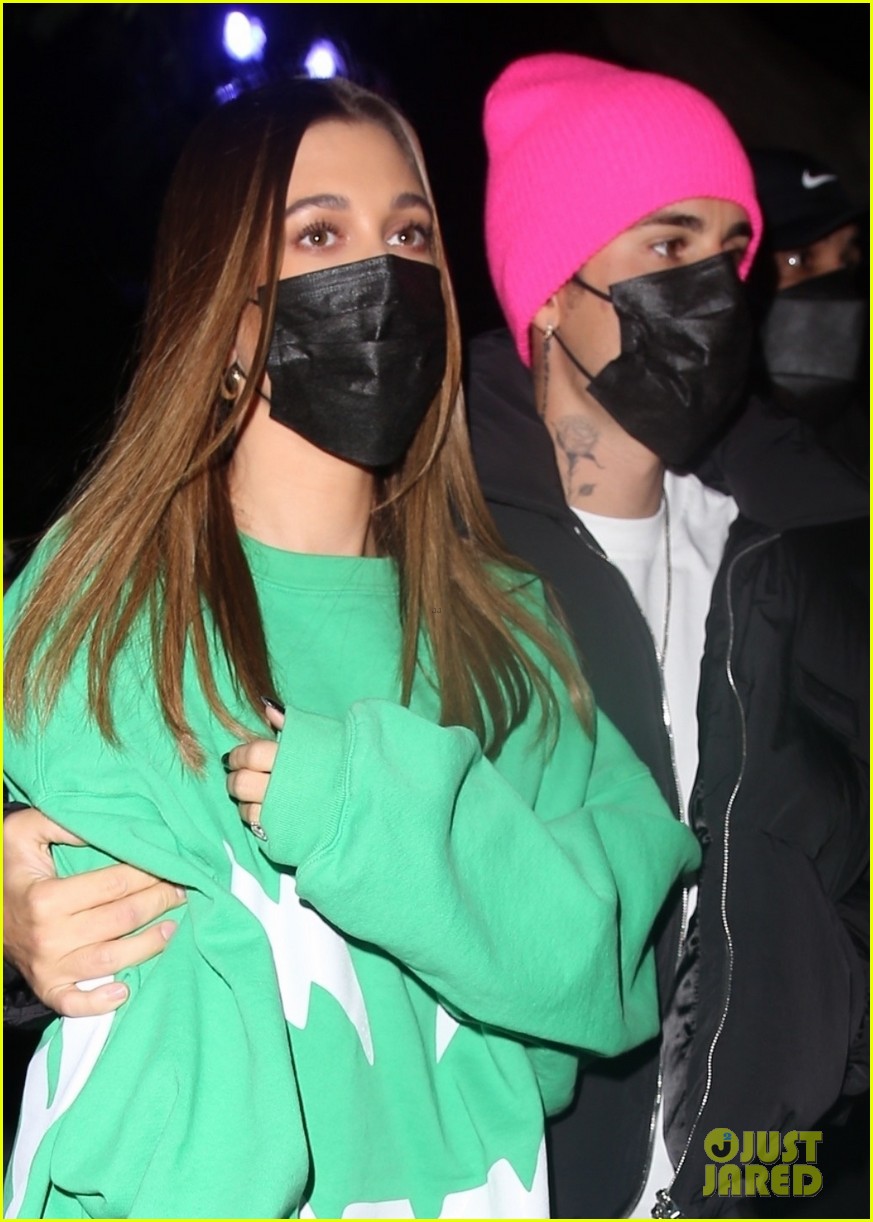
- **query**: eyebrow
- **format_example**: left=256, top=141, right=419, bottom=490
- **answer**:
left=393, top=191, right=433, bottom=217
left=285, top=193, right=348, bottom=216
left=285, top=191, right=433, bottom=218
left=633, top=209, right=753, bottom=242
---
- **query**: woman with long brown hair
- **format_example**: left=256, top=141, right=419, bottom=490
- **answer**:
left=4, top=76, right=698, bottom=1218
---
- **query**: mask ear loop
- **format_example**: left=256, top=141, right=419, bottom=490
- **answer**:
left=550, top=326, right=598, bottom=383
left=547, top=274, right=615, bottom=383
left=572, top=273, right=612, bottom=303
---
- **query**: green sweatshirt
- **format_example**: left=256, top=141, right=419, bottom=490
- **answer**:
left=4, top=532, right=699, bottom=1220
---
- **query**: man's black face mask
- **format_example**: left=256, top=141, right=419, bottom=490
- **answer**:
left=257, top=254, right=447, bottom=468
left=761, top=267, right=867, bottom=424
left=552, top=253, right=754, bottom=468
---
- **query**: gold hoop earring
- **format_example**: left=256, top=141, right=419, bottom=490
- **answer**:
left=221, top=362, right=244, bottom=401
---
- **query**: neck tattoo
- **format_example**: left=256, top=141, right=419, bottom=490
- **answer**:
left=554, top=416, right=605, bottom=501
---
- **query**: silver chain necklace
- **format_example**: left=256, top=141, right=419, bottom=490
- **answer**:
left=658, top=490, right=672, bottom=669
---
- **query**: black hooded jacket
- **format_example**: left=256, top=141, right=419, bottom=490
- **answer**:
left=467, top=329, right=868, bottom=1218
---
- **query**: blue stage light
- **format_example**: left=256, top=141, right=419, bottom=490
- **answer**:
left=215, top=81, right=243, bottom=105
left=223, top=11, right=267, bottom=63
left=304, top=40, right=343, bottom=79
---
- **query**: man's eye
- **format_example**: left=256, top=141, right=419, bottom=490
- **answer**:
left=726, top=242, right=749, bottom=269
left=651, top=237, right=684, bottom=258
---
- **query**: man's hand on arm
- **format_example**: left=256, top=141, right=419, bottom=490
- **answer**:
left=3, top=806, right=185, bottom=1018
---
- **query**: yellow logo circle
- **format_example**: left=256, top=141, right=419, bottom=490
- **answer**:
left=704, top=1129, right=739, bottom=1162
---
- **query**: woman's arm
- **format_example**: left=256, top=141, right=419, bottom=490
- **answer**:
left=227, top=696, right=700, bottom=1057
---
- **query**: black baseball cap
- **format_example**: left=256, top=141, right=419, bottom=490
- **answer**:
left=750, top=148, right=864, bottom=250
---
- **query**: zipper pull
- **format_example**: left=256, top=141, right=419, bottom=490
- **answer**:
left=652, top=1188, right=683, bottom=1218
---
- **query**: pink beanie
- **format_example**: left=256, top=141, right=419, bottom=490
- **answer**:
left=484, top=53, right=762, bottom=365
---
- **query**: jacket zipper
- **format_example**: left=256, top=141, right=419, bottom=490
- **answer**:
left=631, top=622, right=690, bottom=1216
left=571, top=520, right=688, bottom=1216
left=653, top=534, right=776, bottom=1219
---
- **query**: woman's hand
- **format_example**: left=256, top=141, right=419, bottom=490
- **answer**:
left=3, top=807, right=184, bottom=1017
left=224, top=704, right=284, bottom=835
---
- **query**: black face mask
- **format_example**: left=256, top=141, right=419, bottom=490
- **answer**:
left=761, top=268, right=867, bottom=424
left=257, top=254, right=447, bottom=468
left=551, top=253, right=753, bottom=467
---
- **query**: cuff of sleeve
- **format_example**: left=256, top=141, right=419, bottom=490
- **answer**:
left=258, top=706, right=348, bottom=867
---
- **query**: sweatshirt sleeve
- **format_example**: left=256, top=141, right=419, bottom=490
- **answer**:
left=257, top=688, right=700, bottom=1058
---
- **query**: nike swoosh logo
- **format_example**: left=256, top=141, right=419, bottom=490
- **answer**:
left=802, top=170, right=838, bottom=189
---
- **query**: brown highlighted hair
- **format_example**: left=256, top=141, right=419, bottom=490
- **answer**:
left=5, top=77, right=591, bottom=767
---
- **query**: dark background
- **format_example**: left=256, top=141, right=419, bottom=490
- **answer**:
left=3, top=3, right=869, bottom=1213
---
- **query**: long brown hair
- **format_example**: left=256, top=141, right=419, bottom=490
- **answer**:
left=5, top=77, right=591, bottom=767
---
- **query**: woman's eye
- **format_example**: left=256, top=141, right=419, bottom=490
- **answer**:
left=387, top=223, right=433, bottom=251
left=296, top=222, right=340, bottom=249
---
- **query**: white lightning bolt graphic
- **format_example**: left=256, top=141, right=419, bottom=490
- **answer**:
left=436, top=1137, right=548, bottom=1218
left=301, top=1137, right=549, bottom=1219
left=8, top=982, right=116, bottom=1217
left=225, top=843, right=374, bottom=1064
left=435, top=1004, right=460, bottom=1063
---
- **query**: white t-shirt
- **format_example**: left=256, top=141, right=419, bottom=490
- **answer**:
left=572, top=470, right=737, bottom=1217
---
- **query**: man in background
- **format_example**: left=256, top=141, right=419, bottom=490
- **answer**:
left=747, top=147, right=867, bottom=480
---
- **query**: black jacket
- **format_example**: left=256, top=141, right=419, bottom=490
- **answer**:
left=467, top=329, right=868, bottom=1218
